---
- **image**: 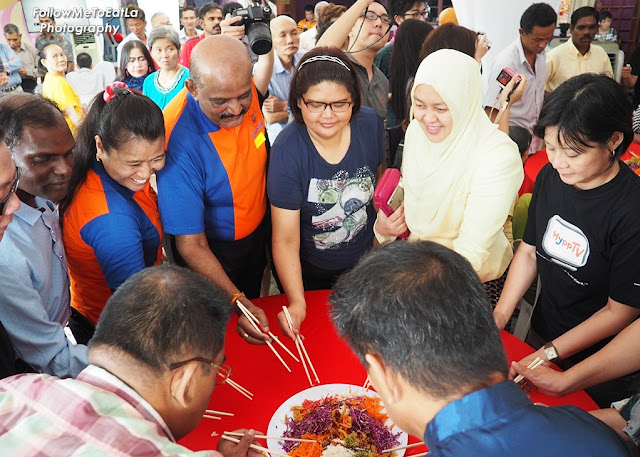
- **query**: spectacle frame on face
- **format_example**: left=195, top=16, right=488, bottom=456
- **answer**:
left=301, top=98, right=353, bottom=113
left=169, top=357, right=232, bottom=385
left=0, top=167, right=20, bottom=215
left=361, top=10, right=391, bottom=25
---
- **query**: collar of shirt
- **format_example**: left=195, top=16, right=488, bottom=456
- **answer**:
left=14, top=197, right=56, bottom=226
left=566, top=38, right=591, bottom=58
left=515, top=37, right=545, bottom=70
left=92, top=161, right=137, bottom=200
left=425, top=381, right=532, bottom=448
left=77, top=365, right=177, bottom=442
left=273, top=50, right=304, bottom=75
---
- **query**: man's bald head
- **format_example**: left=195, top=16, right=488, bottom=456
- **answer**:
left=189, top=35, right=251, bottom=88
left=186, top=35, right=254, bottom=129
left=270, top=15, right=300, bottom=60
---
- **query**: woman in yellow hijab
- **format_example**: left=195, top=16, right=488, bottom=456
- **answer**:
left=375, top=49, right=523, bottom=284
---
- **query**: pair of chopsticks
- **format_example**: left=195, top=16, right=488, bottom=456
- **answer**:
left=223, top=431, right=316, bottom=443
left=513, top=357, right=545, bottom=384
left=227, top=377, right=254, bottom=400
left=282, top=306, right=319, bottom=386
left=236, top=300, right=299, bottom=373
left=383, top=442, right=427, bottom=455
left=362, top=376, right=371, bottom=391
left=220, top=434, right=284, bottom=457
left=203, top=409, right=234, bottom=420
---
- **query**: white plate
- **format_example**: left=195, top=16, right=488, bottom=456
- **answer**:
left=267, top=383, right=408, bottom=456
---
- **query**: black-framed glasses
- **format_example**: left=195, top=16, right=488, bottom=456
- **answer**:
left=301, top=98, right=353, bottom=113
left=169, top=357, right=232, bottom=385
left=403, top=9, right=429, bottom=19
left=361, top=10, right=391, bottom=25
left=0, top=166, right=20, bottom=216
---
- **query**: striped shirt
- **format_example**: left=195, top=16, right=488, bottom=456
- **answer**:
left=0, top=365, right=219, bottom=456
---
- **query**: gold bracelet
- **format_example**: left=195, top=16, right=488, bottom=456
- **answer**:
left=230, top=292, right=245, bottom=305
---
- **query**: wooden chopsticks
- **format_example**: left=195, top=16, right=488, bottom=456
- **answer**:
left=282, top=306, right=319, bottom=386
left=223, top=431, right=316, bottom=443
left=513, top=357, right=545, bottom=384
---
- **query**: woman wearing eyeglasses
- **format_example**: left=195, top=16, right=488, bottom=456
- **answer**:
left=267, top=47, right=384, bottom=340
left=60, top=83, right=165, bottom=345
left=117, top=40, right=156, bottom=93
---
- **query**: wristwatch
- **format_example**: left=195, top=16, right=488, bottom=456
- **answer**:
left=544, top=342, right=559, bottom=362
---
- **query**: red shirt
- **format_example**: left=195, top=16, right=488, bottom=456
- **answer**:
left=179, top=35, right=206, bottom=68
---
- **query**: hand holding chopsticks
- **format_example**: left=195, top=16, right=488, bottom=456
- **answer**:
left=236, top=300, right=298, bottom=373
left=513, top=357, right=545, bottom=384
left=283, top=306, right=320, bottom=386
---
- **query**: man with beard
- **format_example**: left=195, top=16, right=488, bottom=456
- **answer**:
left=179, top=3, right=223, bottom=68
left=545, top=7, right=612, bottom=93
left=317, top=0, right=390, bottom=121
left=159, top=34, right=274, bottom=346
left=0, top=94, right=88, bottom=378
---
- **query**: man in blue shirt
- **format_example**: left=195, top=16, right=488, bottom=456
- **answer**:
left=330, top=241, right=631, bottom=457
left=0, top=42, right=22, bottom=96
left=0, top=94, right=88, bottom=378
left=263, top=16, right=304, bottom=144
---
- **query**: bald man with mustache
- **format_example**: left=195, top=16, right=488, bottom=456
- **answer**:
left=158, top=34, right=274, bottom=345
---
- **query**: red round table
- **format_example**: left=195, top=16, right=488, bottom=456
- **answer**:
left=179, top=290, right=598, bottom=453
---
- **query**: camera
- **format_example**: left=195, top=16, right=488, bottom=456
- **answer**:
left=232, top=1, right=272, bottom=55
left=496, top=67, right=518, bottom=89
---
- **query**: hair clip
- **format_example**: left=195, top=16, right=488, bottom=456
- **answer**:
left=298, top=55, right=351, bottom=72
left=103, top=81, right=130, bottom=103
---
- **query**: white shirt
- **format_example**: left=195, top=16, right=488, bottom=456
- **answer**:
left=299, top=26, right=317, bottom=52
left=66, top=67, right=106, bottom=108
left=179, top=28, right=203, bottom=45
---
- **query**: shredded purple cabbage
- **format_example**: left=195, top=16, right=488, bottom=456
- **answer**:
left=280, top=396, right=401, bottom=455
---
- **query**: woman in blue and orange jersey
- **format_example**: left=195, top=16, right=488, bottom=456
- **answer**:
left=60, top=82, right=166, bottom=344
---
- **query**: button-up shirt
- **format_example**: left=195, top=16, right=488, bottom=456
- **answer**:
left=347, top=54, right=388, bottom=122
left=265, top=50, right=304, bottom=143
left=424, top=381, right=629, bottom=456
left=0, top=365, right=220, bottom=456
left=0, top=198, right=88, bottom=377
left=13, top=38, right=40, bottom=80
left=0, top=43, right=22, bottom=91
left=484, top=38, right=546, bottom=153
left=545, top=39, right=613, bottom=92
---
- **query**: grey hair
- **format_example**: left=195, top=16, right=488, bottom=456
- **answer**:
left=3, top=24, right=20, bottom=35
left=314, top=1, right=328, bottom=16
left=148, top=25, right=181, bottom=51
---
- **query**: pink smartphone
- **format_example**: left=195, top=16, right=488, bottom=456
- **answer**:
left=374, top=168, right=409, bottom=239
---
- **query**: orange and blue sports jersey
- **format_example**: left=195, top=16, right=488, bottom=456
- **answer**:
left=158, top=84, right=267, bottom=241
left=62, top=164, right=162, bottom=326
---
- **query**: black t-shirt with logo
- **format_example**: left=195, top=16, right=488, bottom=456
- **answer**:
left=524, top=162, right=640, bottom=343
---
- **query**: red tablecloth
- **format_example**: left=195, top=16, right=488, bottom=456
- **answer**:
left=179, top=290, right=598, bottom=453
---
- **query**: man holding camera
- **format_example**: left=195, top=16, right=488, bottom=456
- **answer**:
left=483, top=3, right=557, bottom=156
left=158, top=24, right=274, bottom=346
left=317, top=0, right=390, bottom=122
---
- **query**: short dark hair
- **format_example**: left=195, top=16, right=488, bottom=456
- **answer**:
left=571, top=6, right=598, bottom=27
left=388, top=0, right=422, bottom=22
left=508, top=125, right=532, bottom=156
left=330, top=241, right=508, bottom=398
left=90, top=265, right=231, bottom=372
left=38, top=41, right=63, bottom=73
left=520, top=3, right=557, bottom=34
left=0, top=94, right=66, bottom=153
left=599, top=10, right=612, bottom=21
left=419, top=22, right=476, bottom=62
left=289, top=46, right=361, bottom=123
left=76, top=52, right=92, bottom=68
left=534, top=74, right=633, bottom=158
left=125, top=5, right=146, bottom=22
left=117, top=39, right=156, bottom=80
left=202, top=2, right=224, bottom=19
left=60, top=85, right=164, bottom=219
left=304, top=4, right=314, bottom=12
left=3, top=24, right=19, bottom=35
left=181, top=6, right=197, bottom=18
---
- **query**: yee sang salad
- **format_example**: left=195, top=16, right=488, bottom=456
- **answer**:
left=281, top=395, right=401, bottom=457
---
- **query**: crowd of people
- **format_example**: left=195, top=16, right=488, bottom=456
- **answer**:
left=0, top=0, right=640, bottom=455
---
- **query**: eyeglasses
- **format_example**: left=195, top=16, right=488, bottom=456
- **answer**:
left=361, top=10, right=391, bottom=25
left=403, top=9, right=429, bottom=19
left=169, top=357, right=232, bottom=385
left=127, top=56, right=148, bottom=64
left=301, top=98, right=353, bottom=113
left=0, top=167, right=20, bottom=216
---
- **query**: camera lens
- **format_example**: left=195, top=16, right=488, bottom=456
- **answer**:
left=247, top=22, right=272, bottom=55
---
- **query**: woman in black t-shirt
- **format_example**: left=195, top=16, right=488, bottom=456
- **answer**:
left=493, top=74, right=640, bottom=407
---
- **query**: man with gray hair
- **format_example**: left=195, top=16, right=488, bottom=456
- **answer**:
left=151, top=11, right=172, bottom=29
left=299, top=1, right=328, bottom=52
left=330, top=241, right=631, bottom=456
left=3, top=24, right=39, bottom=93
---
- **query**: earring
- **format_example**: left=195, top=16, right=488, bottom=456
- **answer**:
left=96, top=153, right=101, bottom=162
